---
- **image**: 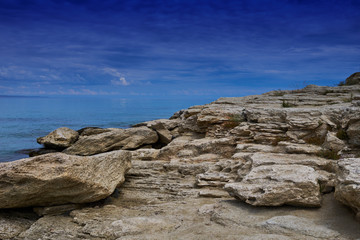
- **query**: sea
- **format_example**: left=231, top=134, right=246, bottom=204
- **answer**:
left=0, top=95, right=216, bottom=162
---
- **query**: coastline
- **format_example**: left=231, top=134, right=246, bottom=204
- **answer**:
left=1, top=83, right=360, bottom=239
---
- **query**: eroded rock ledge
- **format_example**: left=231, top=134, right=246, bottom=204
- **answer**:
left=1, top=80, right=360, bottom=239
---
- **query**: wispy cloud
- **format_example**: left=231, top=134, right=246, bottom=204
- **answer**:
left=0, top=1, right=359, bottom=96
left=103, top=67, right=130, bottom=86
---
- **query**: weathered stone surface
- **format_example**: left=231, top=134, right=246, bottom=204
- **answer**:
left=248, top=152, right=334, bottom=171
left=260, top=215, right=340, bottom=239
left=133, top=118, right=180, bottom=130
left=334, top=158, right=360, bottom=218
left=347, top=121, right=360, bottom=146
left=33, top=203, right=84, bottom=216
left=225, top=165, right=321, bottom=207
left=64, top=126, right=158, bottom=155
left=37, top=127, right=79, bottom=149
left=159, top=137, right=236, bottom=160
left=1, top=159, right=359, bottom=239
left=134, top=119, right=178, bottom=145
left=0, top=216, right=35, bottom=239
left=77, top=127, right=111, bottom=136
left=131, top=148, right=160, bottom=161
left=5, top=81, right=360, bottom=239
left=322, top=132, right=346, bottom=152
left=278, top=142, right=322, bottom=155
left=150, top=122, right=173, bottom=144
left=18, top=215, right=82, bottom=240
left=0, top=151, right=131, bottom=208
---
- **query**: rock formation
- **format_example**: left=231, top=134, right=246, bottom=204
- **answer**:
left=1, top=75, right=360, bottom=239
left=335, top=158, right=360, bottom=219
left=0, top=151, right=131, bottom=208
left=63, top=126, right=158, bottom=155
left=37, top=127, right=79, bottom=149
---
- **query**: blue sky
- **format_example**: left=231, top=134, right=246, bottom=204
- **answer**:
left=0, top=0, right=359, bottom=97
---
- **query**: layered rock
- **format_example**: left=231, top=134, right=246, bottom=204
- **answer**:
left=63, top=126, right=158, bottom=155
left=334, top=158, right=360, bottom=219
left=2, top=78, right=360, bottom=239
left=225, top=165, right=322, bottom=207
left=0, top=151, right=131, bottom=208
left=37, top=127, right=79, bottom=149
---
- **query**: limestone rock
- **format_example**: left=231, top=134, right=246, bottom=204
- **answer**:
left=159, top=137, right=236, bottom=160
left=248, top=152, right=334, bottom=171
left=131, top=148, right=160, bottom=161
left=133, top=118, right=180, bottom=131
left=149, top=121, right=173, bottom=145
left=260, top=215, right=340, bottom=239
left=33, top=204, right=84, bottom=216
left=64, top=126, right=158, bottom=155
left=134, top=119, right=178, bottom=145
left=322, top=132, right=345, bottom=152
left=37, top=127, right=79, bottom=149
left=347, top=121, right=360, bottom=146
left=225, top=165, right=321, bottom=207
left=0, top=151, right=131, bottom=208
left=334, top=158, right=360, bottom=218
left=18, top=215, right=82, bottom=240
left=278, top=142, right=322, bottom=155
left=0, top=216, right=35, bottom=239
left=77, top=127, right=111, bottom=136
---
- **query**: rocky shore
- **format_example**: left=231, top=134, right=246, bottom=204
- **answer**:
left=1, top=73, right=360, bottom=239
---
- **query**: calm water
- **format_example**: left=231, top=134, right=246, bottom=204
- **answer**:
left=0, top=95, right=216, bottom=162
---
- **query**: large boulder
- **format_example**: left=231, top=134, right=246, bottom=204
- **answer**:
left=0, top=151, right=131, bottom=208
left=334, top=158, right=360, bottom=218
left=225, top=165, right=321, bottom=207
left=37, top=127, right=79, bottom=149
left=63, top=126, right=158, bottom=156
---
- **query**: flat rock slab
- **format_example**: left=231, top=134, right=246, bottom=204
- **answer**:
left=248, top=152, right=333, bottom=170
left=0, top=151, right=131, bottom=208
left=335, top=158, right=360, bottom=218
left=225, top=164, right=321, bottom=207
left=63, top=126, right=158, bottom=155
left=260, top=215, right=340, bottom=239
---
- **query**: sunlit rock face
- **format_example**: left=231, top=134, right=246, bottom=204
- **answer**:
left=0, top=151, right=131, bottom=208
left=63, top=126, right=158, bottom=155
left=37, top=127, right=79, bottom=149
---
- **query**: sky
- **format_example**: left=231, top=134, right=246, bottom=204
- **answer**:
left=0, top=0, right=359, bottom=97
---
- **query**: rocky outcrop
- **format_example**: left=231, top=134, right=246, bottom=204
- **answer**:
left=334, top=158, right=360, bottom=219
left=133, top=119, right=180, bottom=145
left=63, top=126, right=158, bottom=155
left=341, top=72, right=360, bottom=85
left=0, top=151, right=131, bottom=208
left=37, top=127, right=79, bottom=149
left=2, top=76, right=360, bottom=239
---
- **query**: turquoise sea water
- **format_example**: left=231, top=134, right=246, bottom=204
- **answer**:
left=0, top=96, right=215, bottom=162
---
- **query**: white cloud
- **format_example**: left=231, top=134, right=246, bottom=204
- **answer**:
left=103, top=67, right=130, bottom=86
